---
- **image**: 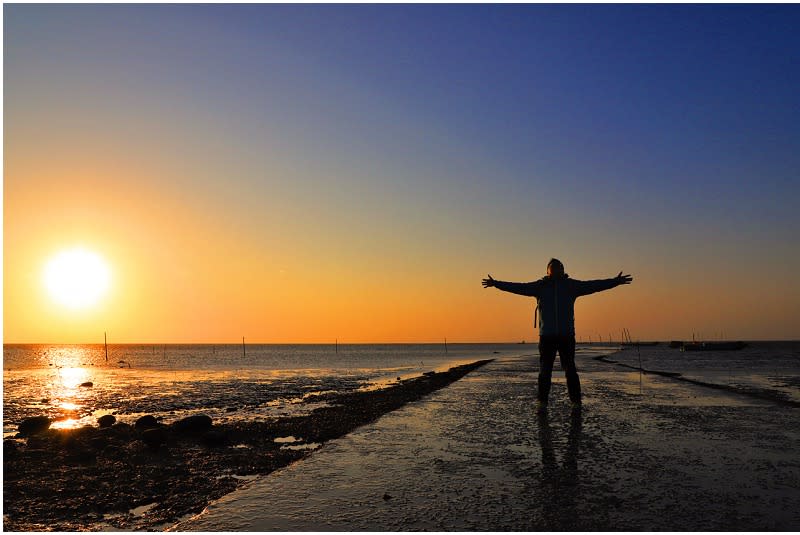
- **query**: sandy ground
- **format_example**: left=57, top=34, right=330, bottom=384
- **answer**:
left=174, top=350, right=800, bottom=531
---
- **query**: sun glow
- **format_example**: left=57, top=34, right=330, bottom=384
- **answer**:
left=43, top=248, right=111, bottom=310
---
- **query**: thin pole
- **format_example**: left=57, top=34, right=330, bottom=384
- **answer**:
left=335, top=338, right=338, bottom=354
left=104, top=332, right=108, bottom=363
left=444, top=337, right=448, bottom=353
left=242, top=337, right=246, bottom=357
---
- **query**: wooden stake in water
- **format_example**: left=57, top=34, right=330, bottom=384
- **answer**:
left=242, top=337, right=246, bottom=358
left=335, top=338, right=338, bottom=354
left=104, top=332, right=108, bottom=363
left=444, top=337, right=448, bottom=353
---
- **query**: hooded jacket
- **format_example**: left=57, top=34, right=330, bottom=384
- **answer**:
left=493, top=275, right=621, bottom=336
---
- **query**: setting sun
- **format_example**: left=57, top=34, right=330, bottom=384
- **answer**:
left=43, top=248, right=111, bottom=310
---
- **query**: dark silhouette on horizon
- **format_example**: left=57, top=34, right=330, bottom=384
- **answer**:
left=483, top=258, right=632, bottom=411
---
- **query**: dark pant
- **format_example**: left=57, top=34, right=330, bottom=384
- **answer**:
left=537, top=335, right=581, bottom=404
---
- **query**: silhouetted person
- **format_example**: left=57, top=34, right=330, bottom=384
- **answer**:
left=483, top=258, right=632, bottom=411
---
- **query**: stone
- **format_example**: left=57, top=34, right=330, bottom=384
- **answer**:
left=202, top=429, right=227, bottom=447
left=79, top=381, right=94, bottom=388
left=111, top=422, right=134, bottom=437
left=66, top=447, right=97, bottom=463
left=141, top=428, right=167, bottom=449
left=135, top=415, right=159, bottom=430
left=4, top=439, right=19, bottom=457
left=18, top=416, right=52, bottom=436
left=89, top=436, right=109, bottom=450
left=171, top=414, right=212, bottom=434
left=102, top=444, right=122, bottom=458
left=97, top=415, right=116, bottom=428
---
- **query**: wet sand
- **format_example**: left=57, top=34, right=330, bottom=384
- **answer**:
left=175, top=350, right=800, bottom=531
left=2, top=360, right=491, bottom=531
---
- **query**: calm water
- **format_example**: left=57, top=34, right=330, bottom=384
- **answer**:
left=593, top=340, right=800, bottom=404
left=4, top=341, right=799, bottom=438
left=2, top=343, right=516, bottom=437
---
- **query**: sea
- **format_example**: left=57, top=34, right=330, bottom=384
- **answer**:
left=3, top=341, right=799, bottom=438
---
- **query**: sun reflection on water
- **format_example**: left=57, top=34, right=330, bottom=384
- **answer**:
left=58, top=367, right=89, bottom=389
left=46, top=364, right=94, bottom=430
left=50, top=418, right=80, bottom=430
left=59, top=400, right=79, bottom=411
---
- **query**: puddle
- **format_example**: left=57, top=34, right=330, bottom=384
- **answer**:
left=215, top=474, right=260, bottom=481
left=130, top=502, right=157, bottom=516
left=280, top=442, right=321, bottom=451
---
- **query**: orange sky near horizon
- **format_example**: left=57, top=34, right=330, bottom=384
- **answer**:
left=3, top=123, right=798, bottom=343
left=4, top=5, right=799, bottom=344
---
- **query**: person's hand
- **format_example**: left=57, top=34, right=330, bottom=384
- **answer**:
left=482, top=274, right=496, bottom=288
left=616, top=272, right=633, bottom=285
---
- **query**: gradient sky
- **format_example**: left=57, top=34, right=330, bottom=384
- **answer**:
left=4, top=4, right=799, bottom=343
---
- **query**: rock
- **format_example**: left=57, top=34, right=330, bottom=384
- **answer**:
left=111, top=422, right=134, bottom=437
left=141, top=428, right=167, bottom=449
left=18, top=416, right=52, bottom=436
left=97, top=415, right=116, bottom=428
left=65, top=447, right=96, bottom=463
left=135, top=415, right=159, bottom=430
left=383, top=493, right=393, bottom=501
left=102, top=444, right=122, bottom=458
left=4, top=439, right=20, bottom=457
left=25, top=434, right=52, bottom=449
left=89, top=436, right=109, bottom=450
left=79, top=381, right=94, bottom=387
left=171, top=414, right=212, bottom=434
left=202, top=429, right=227, bottom=447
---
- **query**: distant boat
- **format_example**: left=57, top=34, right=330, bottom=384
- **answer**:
left=681, top=341, right=747, bottom=351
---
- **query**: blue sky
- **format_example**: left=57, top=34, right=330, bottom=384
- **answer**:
left=5, top=4, right=800, bottom=341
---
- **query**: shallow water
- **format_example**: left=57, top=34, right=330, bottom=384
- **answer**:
left=3, top=343, right=513, bottom=436
left=598, top=341, right=800, bottom=403
left=5, top=342, right=798, bottom=438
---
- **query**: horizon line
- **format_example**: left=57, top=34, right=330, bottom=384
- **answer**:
left=4, top=338, right=798, bottom=346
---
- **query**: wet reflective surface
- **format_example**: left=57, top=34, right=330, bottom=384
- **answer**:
left=4, top=344, right=494, bottom=437
left=177, top=349, right=800, bottom=531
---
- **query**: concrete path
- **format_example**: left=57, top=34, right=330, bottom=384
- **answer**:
left=174, top=350, right=800, bottom=531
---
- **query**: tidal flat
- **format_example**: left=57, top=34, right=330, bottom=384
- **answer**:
left=3, top=360, right=492, bottom=531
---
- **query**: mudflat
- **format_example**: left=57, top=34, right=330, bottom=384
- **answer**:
left=176, top=351, right=800, bottom=531
left=2, top=360, right=492, bottom=531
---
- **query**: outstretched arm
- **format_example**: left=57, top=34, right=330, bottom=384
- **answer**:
left=482, top=274, right=541, bottom=297
left=574, top=271, right=633, bottom=296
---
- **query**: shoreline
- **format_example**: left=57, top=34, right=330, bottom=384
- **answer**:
left=3, top=359, right=492, bottom=531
